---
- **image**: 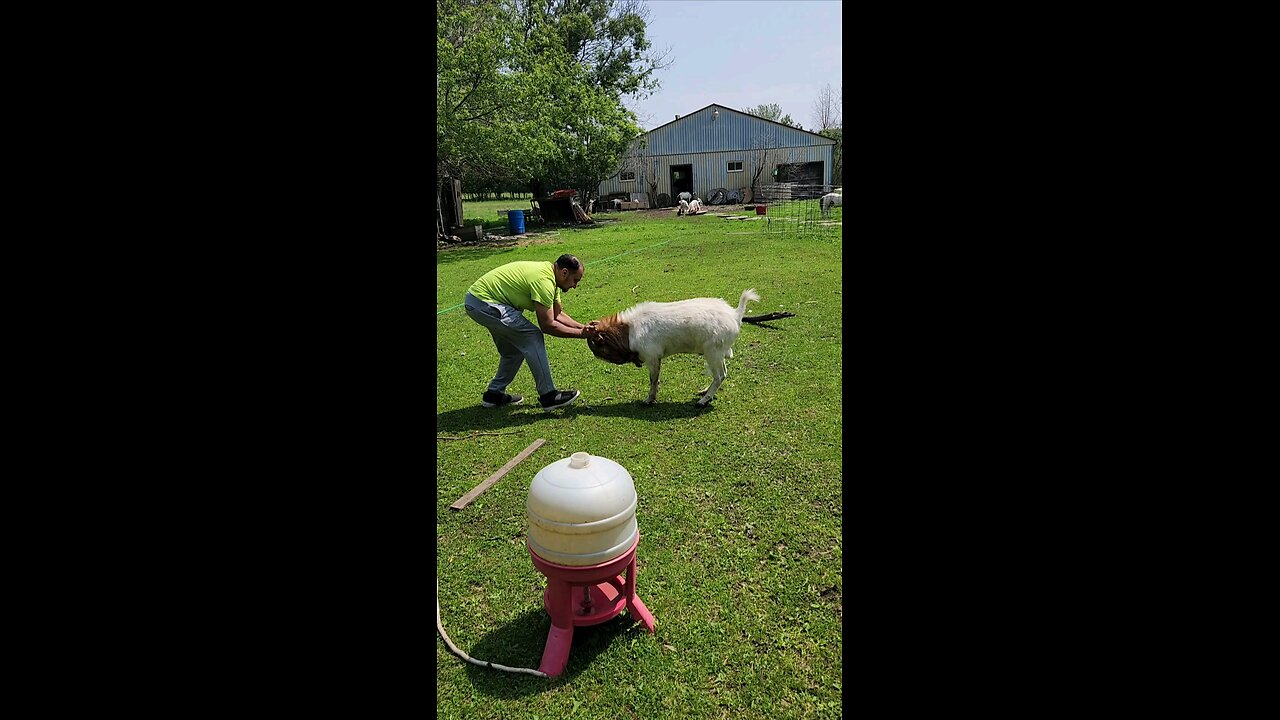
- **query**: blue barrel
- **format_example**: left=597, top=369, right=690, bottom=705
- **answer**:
left=508, top=209, right=526, bottom=234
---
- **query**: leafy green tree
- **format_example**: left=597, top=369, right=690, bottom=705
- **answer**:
left=510, top=0, right=650, bottom=202
left=539, top=91, right=642, bottom=205
left=437, top=0, right=558, bottom=187
left=438, top=0, right=657, bottom=207
left=743, top=102, right=803, bottom=129
left=513, top=0, right=671, bottom=99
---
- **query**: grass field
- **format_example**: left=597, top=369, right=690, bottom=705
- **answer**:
left=437, top=201, right=842, bottom=719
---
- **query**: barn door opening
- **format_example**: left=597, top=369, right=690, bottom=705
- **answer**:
left=774, top=162, right=825, bottom=198
left=670, top=164, right=692, bottom=197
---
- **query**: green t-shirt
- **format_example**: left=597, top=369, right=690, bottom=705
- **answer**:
left=468, top=261, right=562, bottom=313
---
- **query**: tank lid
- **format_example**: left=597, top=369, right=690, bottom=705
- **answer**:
left=527, top=451, right=636, bottom=524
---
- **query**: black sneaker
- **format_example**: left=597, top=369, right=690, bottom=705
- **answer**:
left=481, top=391, right=524, bottom=408
left=539, top=389, right=580, bottom=412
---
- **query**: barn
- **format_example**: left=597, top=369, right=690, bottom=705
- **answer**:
left=598, top=103, right=837, bottom=206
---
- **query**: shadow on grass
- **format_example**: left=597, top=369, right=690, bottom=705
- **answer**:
left=436, top=221, right=621, bottom=266
left=436, top=400, right=712, bottom=435
left=436, top=243, right=524, bottom=266
left=459, top=606, right=653, bottom=697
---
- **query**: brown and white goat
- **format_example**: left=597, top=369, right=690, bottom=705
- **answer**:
left=585, top=289, right=759, bottom=406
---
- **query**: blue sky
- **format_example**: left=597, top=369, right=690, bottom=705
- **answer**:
left=625, top=0, right=842, bottom=131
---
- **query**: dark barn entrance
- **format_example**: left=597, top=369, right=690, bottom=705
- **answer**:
left=775, top=161, right=826, bottom=198
left=669, top=164, right=692, bottom=197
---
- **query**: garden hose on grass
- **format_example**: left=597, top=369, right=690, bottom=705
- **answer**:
left=437, top=577, right=549, bottom=678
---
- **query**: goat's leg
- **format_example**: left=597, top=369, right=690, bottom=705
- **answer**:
left=642, top=358, right=661, bottom=405
left=695, top=362, right=713, bottom=396
left=696, top=365, right=710, bottom=396
left=696, top=354, right=728, bottom=405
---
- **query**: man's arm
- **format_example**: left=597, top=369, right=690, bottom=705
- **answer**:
left=536, top=303, right=592, bottom=338
left=553, top=302, right=586, bottom=330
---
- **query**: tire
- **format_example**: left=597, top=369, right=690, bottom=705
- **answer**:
left=656, top=193, right=671, bottom=208
left=709, top=188, right=728, bottom=205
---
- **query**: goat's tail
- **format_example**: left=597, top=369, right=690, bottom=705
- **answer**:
left=736, top=289, right=760, bottom=320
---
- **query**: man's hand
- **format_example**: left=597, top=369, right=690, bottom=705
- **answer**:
left=582, top=322, right=600, bottom=339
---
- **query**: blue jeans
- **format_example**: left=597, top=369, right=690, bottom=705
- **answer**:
left=463, top=292, right=557, bottom=397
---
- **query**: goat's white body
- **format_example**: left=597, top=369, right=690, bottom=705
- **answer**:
left=619, top=289, right=759, bottom=405
left=820, top=192, right=842, bottom=217
left=676, top=198, right=702, bottom=216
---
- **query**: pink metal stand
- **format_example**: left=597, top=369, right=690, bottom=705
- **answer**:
left=528, top=534, right=656, bottom=677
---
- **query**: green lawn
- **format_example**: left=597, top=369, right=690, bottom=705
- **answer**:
left=436, top=204, right=842, bottom=719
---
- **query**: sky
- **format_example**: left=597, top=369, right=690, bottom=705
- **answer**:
left=625, top=0, right=842, bottom=132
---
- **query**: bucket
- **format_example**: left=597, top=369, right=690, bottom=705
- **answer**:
left=755, top=205, right=766, bottom=215
left=508, top=209, right=526, bottom=235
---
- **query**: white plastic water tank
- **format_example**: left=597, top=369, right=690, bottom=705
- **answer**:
left=526, top=451, right=638, bottom=566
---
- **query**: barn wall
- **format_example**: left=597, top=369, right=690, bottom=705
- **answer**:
left=598, top=145, right=834, bottom=201
left=598, top=104, right=836, bottom=202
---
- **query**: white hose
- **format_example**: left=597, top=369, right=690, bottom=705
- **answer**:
left=436, top=577, right=549, bottom=678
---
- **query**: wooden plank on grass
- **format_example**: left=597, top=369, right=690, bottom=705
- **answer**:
left=449, top=438, right=546, bottom=511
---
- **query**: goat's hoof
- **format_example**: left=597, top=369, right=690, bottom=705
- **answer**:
left=640, top=399, right=655, bottom=406
left=694, top=399, right=712, bottom=407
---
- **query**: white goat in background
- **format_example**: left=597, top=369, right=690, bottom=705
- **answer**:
left=820, top=192, right=842, bottom=217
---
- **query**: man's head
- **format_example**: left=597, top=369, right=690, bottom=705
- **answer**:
left=554, top=254, right=584, bottom=292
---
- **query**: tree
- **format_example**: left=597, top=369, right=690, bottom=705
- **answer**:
left=509, top=0, right=657, bottom=201
left=746, top=130, right=794, bottom=199
left=810, top=83, right=840, bottom=132
left=437, top=0, right=559, bottom=188
left=810, top=82, right=842, bottom=188
left=539, top=85, right=643, bottom=205
left=742, top=125, right=804, bottom=200
left=514, top=0, right=672, bottom=99
left=618, top=138, right=660, bottom=201
left=743, top=102, right=802, bottom=129
left=437, top=0, right=658, bottom=210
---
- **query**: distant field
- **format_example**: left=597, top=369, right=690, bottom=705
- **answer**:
left=460, top=198, right=543, bottom=233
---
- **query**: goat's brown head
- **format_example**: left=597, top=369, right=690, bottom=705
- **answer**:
left=585, top=319, right=642, bottom=367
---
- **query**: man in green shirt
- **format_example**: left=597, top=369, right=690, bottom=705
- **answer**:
left=463, top=253, right=596, bottom=411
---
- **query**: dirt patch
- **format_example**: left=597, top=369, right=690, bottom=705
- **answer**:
left=622, top=203, right=758, bottom=215
left=436, top=230, right=565, bottom=251
left=507, top=232, right=564, bottom=247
